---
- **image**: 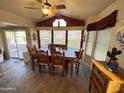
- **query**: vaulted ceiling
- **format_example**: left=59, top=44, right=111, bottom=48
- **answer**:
left=0, top=0, right=115, bottom=23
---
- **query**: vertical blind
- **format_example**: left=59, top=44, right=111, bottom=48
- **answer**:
left=54, top=30, right=66, bottom=44
left=94, top=28, right=112, bottom=61
left=68, top=30, right=81, bottom=50
left=86, top=31, right=95, bottom=56
left=39, top=30, right=51, bottom=49
left=39, top=30, right=82, bottom=50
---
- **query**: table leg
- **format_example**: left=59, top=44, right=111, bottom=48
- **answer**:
left=31, top=57, right=35, bottom=70
left=65, top=61, right=69, bottom=74
left=70, top=61, right=73, bottom=76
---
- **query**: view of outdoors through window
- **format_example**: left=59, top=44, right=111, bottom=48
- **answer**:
left=6, top=31, right=27, bottom=59
left=54, top=30, right=66, bottom=44
left=40, top=30, right=51, bottom=49
left=68, top=30, right=81, bottom=50
left=39, top=19, right=82, bottom=50
left=86, top=31, right=95, bottom=56
left=94, top=28, right=112, bottom=61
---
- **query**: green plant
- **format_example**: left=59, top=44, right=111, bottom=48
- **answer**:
left=107, top=47, right=122, bottom=65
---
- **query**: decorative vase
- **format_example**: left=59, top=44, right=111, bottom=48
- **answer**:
left=107, top=60, right=119, bottom=72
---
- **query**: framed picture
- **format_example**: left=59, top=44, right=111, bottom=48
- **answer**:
left=117, top=31, right=124, bottom=49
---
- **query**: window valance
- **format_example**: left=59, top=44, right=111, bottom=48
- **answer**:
left=87, top=10, right=118, bottom=31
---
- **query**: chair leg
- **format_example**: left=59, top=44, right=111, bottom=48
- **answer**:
left=38, top=65, right=41, bottom=73
left=65, top=61, right=69, bottom=74
left=89, top=82, right=92, bottom=92
left=62, top=67, right=65, bottom=77
left=51, top=66, right=55, bottom=76
left=48, top=64, right=51, bottom=75
left=77, top=63, right=80, bottom=76
left=70, top=62, right=73, bottom=76
left=31, top=57, right=35, bottom=70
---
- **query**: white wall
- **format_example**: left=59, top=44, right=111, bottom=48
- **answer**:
left=0, top=9, right=34, bottom=27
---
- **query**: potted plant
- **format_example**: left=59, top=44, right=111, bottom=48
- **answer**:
left=107, top=47, right=122, bottom=72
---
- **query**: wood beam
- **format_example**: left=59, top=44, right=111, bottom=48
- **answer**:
left=36, top=26, right=85, bottom=30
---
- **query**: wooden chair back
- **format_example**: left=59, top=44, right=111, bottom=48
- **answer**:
left=75, top=49, right=83, bottom=59
left=34, top=45, right=47, bottom=54
left=56, top=44, right=67, bottom=50
left=27, top=46, right=36, bottom=56
left=34, top=45, right=38, bottom=53
left=51, top=51, right=65, bottom=66
left=37, top=50, right=49, bottom=64
left=48, top=44, right=56, bottom=53
left=48, top=44, right=67, bottom=52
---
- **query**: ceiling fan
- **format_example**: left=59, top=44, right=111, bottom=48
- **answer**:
left=37, top=0, right=66, bottom=9
left=24, top=0, right=66, bottom=16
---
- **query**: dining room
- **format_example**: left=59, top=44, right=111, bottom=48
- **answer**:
left=0, top=0, right=124, bottom=93
left=28, top=16, right=85, bottom=76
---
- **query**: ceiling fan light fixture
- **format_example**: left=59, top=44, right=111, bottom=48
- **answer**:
left=42, top=8, right=49, bottom=15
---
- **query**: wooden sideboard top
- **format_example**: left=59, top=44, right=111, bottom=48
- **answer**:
left=92, top=59, right=124, bottom=84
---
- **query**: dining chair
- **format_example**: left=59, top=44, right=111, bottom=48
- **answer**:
left=56, top=44, right=67, bottom=51
left=72, top=49, right=83, bottom=75
left=27, top=46, right=35, bottom=55
left=51, top=51, right=65, bottom=76
left=34, top=45, right=46, bottom=54
left=48, top=44, right=56, bottom=53
left=36, top=50, right=51, bottom=74
left=27, top=45, right=37, bottom=70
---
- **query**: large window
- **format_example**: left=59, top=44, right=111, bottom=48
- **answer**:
left=39, top=30, right=51, bottom=49
left=86, top=31, right=95, bottom=56
left=54, top=30, right=66, bottom=44
left=94, top=28, right=112, bottom=61
left=39, top=19, right=83, bottom=50
left=68, top=30, right=81, bottom=50
left=53, top=19, right=66, bottom=44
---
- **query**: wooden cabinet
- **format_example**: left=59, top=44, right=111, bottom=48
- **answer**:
left=89, top=59, right=124, bottom=93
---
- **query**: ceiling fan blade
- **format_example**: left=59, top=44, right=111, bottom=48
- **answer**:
left=37, top=0, right=51, bottom=7
left=55, top=5, right=66, bottom=9
left=24, top=7, right=40, bottom=9
left=44, top=2, right=51, bottom=7
left=37, top=0, right=43, bottom=4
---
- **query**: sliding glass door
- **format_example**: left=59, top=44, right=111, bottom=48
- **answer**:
left=6, top=31, right=27, bottom=59
left=6, top=32, right=18, bottom=58
left=15, top=32, right=27, bottom=59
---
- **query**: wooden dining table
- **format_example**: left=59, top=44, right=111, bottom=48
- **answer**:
left=31, top=48, right=78, bottom=75
left=62, top=49, right=77, bottom=75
